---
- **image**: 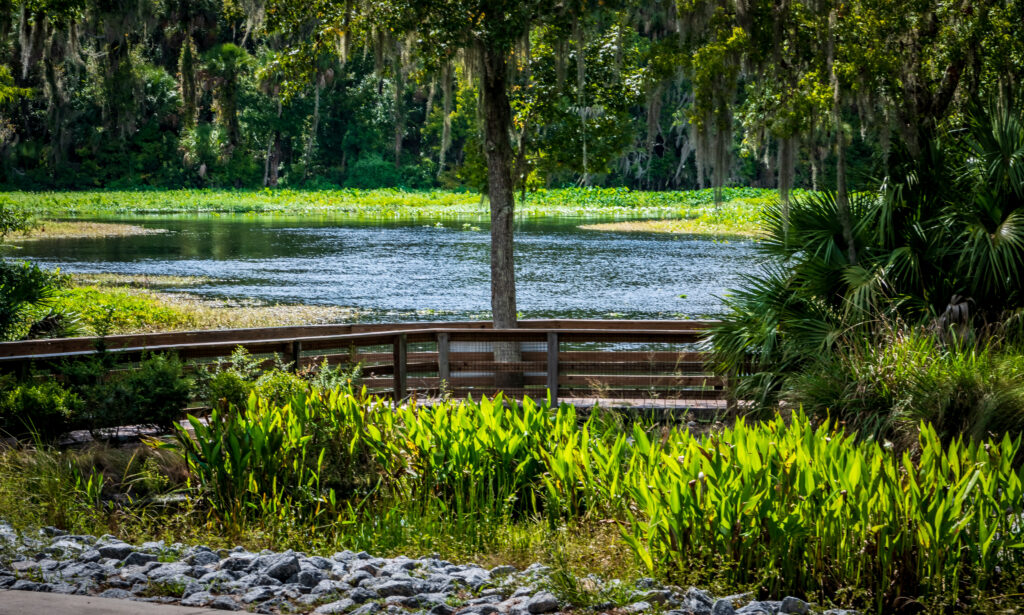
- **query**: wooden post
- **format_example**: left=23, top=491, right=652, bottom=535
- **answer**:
left=290, top=340, right=302, bottom=373
left=547, top=331, right=559, bottom=406
left=393, top=333, right=407, bottom=402
left=437, top=332, right=450, bottom=381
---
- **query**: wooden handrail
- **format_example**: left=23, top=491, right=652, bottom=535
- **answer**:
left=0, top=319, right=717, bottom=358
left=0, top=320, right=726, bottom=408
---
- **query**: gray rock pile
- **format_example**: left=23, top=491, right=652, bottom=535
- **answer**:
left=0, top=522, right=855, bottom=615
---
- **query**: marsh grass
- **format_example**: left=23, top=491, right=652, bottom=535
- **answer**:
left=5, top=221, right=166, bottom=241
left=50, top=284, right=359, bottom=334
left=578, top=194, right=783, bottom=238
left=1, top=187, right=781, bottom=224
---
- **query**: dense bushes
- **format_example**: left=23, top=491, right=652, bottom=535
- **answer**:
left=0, top=348, right=360, bottom=441
left=0, top=377, right=81, bottom=440
left=711, top=97, right=1024, bottom=442
left=785, top=332, right=1024, bottom=445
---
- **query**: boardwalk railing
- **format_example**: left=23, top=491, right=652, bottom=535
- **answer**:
left=0, top=320, right=724, bottom=408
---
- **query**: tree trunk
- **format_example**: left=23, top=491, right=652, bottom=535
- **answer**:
left=304, top=80, right=321, bottom=178
left=480, top=43, right=520, bottom=379
left=777, top=135, right=795, bottom=240
left=829, top=9, right=857, bottom=265
left=438, top=62, right=453, bottom=179
left=265, top=102, right=283, bottom=187
left=481, top=45, right=518, bottom=330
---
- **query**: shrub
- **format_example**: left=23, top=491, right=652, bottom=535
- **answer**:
left=0, top=376, right=82, bottom=440
left=785, top=331, right=1024, bottom=445
left=61, top=352, right=192, bottom=433
left=343, top=153, right=401, bottom=189
left=0, top=260, right=65, bottom=340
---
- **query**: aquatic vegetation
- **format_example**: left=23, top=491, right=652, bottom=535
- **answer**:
left=4, top=221, right=165, bottom=241
left=51, top=284, right=359, bottom=335
left=0, top=187, right=778, bottom=221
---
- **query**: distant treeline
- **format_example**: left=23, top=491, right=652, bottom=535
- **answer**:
left=0, top=1, right=1019, bottom=193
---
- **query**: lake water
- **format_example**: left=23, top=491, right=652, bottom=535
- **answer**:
left=12, top=216, right=762, bottom=322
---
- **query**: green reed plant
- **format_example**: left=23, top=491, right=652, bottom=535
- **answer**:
left=169, top=392, right=333, bottom=531
left=587, top=411, right=1024, bottom=610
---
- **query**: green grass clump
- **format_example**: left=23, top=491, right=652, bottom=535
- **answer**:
left=52, top=286, right=193, bottom=333
left=48, top=282, right=358, bottom=335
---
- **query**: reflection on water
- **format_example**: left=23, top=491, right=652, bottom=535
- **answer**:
left=13, top=215, right=762, bottom=322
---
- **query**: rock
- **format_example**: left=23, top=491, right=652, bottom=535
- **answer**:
left=351, top=602, right=382, bottom=615
left=713, top=599, right=737, bottom=615
left=11, top=560, right=41, bottom=573
left=451, top=567, right=490, bottom=590
left=182, top=591, right=214, bottom=607
left=468, top=595, right=502, bottom=605
left=221, top=554, right=257, bottom=572
left=415, top=592, right=452, bottom=607
left=351, top=562, right=380, bottom=576
left=625, top=602, right=652, bottom=613
left=316, top=598, right=357, bottom=614
left=635, top=578, right=658, bottom=589
left=98, top=588, right=132, bottom=599
left=308, top=556, right=334, bottom=570
left=97, top=543, right=133, bottom=560
left=263, top=553, right=301, bottom=582
left=41, top=526, right=68, bottom=537
left=123, top=552, right=158, bottom=567
left=429, top=604, right=456, bottom=615
left=11, top=580, right=44, bottom=592
left=780, top=597, right=809, bottom=615
left=313, top=579, right=351, bottom=595
left=199, top=570, right=235, bottom=585
left=241, top=587, right=277, bottom=604
left=79, top=550, right=101, bottom=563
left=642, top=590, right=673, bottom=605
left=210, top=596, right=242, bottom=611
left=459, top=606, right=500, bottom=615
left=147, top=562, right=195, bottom=580
left=526, top=591, right=560, bottom=614
left=299, top=568, right=327, bottom=588
left=344, top=570, right=376, bottom=587
left=190, top=551, right=221, bottom=567
left=375, top=579, right=418, bottom=597
left=686, top=588, right=715, bottom=608
left=736, top=602, right=778, bottom=615
left=490, top=565, right=517, bottom=576
left=348, top=586, right=379, bottom=603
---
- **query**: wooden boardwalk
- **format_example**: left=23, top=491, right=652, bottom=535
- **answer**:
left=0, top=320, right=731, bottom=411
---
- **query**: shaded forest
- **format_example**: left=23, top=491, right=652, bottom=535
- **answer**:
left=0, top=0, right=1021, bottom=193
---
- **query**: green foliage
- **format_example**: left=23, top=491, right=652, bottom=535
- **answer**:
left=786, top=332, right=1024, bottom=444
left=343, top=153, right=402, bottom=189
left=0, top=198, right=34, bottom=238
left=712, top=98, right=1024, bottom=413
left=0, top=260, right=66, bottom=340
left=0, top=376, right=82, bottom=440
left=604, top=412, right=1024, bottom=611
left=0, top=186, right=778, bottom=224
left=51, top=286, right=192, bottom=334
left=60, top=352, right=193, bottom=433
left=168, top=385, right=1024, bottom=610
